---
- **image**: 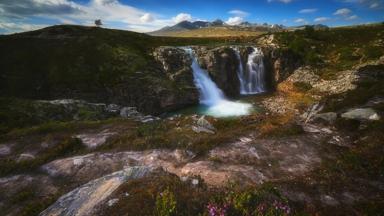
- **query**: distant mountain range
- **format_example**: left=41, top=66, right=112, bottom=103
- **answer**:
left=148, top=19, right=287, bottom=36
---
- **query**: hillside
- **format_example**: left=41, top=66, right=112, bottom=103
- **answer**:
left=0, top=25, right=233, bottom=114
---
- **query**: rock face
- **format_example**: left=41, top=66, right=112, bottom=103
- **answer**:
left=263, top=47, right=302, bottom=86
left=152, top=47, right=199, bottom=112
left=39, top=166, right=160, bottom=216
left=194, top=46, right=241, bottom=97
left=153, top=47, right=193, bottom=83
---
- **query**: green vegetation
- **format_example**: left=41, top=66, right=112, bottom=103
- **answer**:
left=155, top=188, right=177, bottom=216
left=276, top=24, right=384, bottom=79
left=99, top=174, right=292, bottom=216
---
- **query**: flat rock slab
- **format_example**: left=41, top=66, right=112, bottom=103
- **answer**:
left=41, top=150, right=195, bottom=184
left=39, top=166, right=159, bottom=216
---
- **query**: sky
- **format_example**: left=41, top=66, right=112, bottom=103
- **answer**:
left=0, top=0, right=383, bottom=34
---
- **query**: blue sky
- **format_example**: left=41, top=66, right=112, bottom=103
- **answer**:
left=0, top=0, right=383, bottom=34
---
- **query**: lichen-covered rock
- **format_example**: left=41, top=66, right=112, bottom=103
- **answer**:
left=39, top=166, right=161, bottom=216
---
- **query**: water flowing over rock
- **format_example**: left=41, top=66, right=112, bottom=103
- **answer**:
left=235, top=47, right=267, bottom=94
left=184, top=48, right=225, bottom=106
left=183, top=47, right=252, bottom=117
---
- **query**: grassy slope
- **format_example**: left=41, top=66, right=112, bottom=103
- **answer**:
left=275, top=23, right=384, bottom=79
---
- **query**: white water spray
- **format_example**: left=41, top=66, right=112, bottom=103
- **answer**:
left=234, top=47, right=266, bottom=94
left=183, top=47, right=252, bottom=117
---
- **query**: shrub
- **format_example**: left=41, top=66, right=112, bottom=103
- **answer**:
left=155, top=188, right=177, bottom=216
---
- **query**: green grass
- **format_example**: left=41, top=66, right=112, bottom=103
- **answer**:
left=276, top=24, right=384, bottom=79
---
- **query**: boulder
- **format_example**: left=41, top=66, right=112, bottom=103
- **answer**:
left=0, top=144, right=11, bottom=157
left=192, top=116, right=216, bottom=134
left=341, top=108, right=380, bottom=121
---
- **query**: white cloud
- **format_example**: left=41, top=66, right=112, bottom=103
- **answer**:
left=294, top=18, right=308, bottom=24
left=314, top=17, right=331, bottom=22
left=343, top=0, right=381, bottom=9
left=228, top=10, right=249, bottom=17
left=333, top=8, right=352, bottom=16
left=268, top=0, right=293, bottom=3
left=140, top=13, right=154, bottom=23
left=346, top=15, right=359, bottom=20
left=226, top=16, right=244, bottom=25
left=370, top=2, right=380, bottom=8
left=172, top=13, right=192, bottom=23
left=299, top=8, right=317, bottom=13
left=0, top=0, right=181, bottom=33
left=0, top=21, right=48, bottom=34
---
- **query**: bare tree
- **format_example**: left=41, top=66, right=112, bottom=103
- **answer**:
left=95, top=19, right=102, bottom=27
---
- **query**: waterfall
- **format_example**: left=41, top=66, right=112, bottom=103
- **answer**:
left=183, top=47, right=252, bottom=117
left=184, top=48, right=225, bottom=106
left=234, top=47, right=266, bottom=94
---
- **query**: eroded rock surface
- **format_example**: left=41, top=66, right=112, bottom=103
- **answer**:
left=39, top=166, right=160, bottom=216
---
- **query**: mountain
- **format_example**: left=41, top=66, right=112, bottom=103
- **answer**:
left=149, top=20, right=213, bottom=36
left=149, top=19, right=285, bottom=37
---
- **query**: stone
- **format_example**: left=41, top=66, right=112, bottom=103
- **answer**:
left=341, top=108, right=380, bottom=121
left=107, top=198, right=119, bottom=207
left=0, top=144, right=11, bottom=157
left=192, top=116, right=216, bottom=134
left=75, top=130, right=116, bottom=149
left=17, top=153, right=35, bottom=162
left=40, top=166, right=160, bottom=216
left=192, top=126, right=215, bottom=134
left=120, top=107, right=140, bottom=118
left=106, top=104, right=121, bottom=113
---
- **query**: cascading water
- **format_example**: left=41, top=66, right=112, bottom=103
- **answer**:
left=186, top=48, right=225, bottom=106
left=234, top=47, right=266, bottom=94
left=183, top=47, right=252, bottom=117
